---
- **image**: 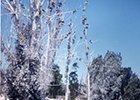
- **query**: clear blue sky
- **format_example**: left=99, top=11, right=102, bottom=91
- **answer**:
left=72, top=0, right=140, bottom=78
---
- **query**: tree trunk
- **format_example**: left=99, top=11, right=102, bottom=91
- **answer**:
left=87, top=72, right=90, bottom=100
left=65, top=69, right=70, bottom=100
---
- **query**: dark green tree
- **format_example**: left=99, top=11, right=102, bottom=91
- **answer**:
left=49, top=65, right=63, bottom=98
left=6, top=39, right=27, bottom=100
left=69, top=63, right=79, bottom=100
left=0, top=68, right=7, bottom=96
left=6, top=31, right=41, bottom=100
left=89, top=51, right=140, bottom=100
left=122, top=73, right=140, bottom=100
left=89, top=51, right=123, bottom=100
left=120, top=67, right=132, bottom=97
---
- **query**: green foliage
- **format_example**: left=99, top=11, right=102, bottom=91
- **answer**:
left=120, top=67, right=132, bottom=95
left=89, top=51, right=140, bottom=100
left=90, top=51, right=123, bottom=100
left=92, top=55, right=102, bottom=65
left=49, top=65, right=64, bottom=98
left=69, top=63, right=79, bottom=100
left=0, top=69, right=7, bottom=95
left=6, top=40, right=27, bottom=100
left=122, top=74, right=140, bottom=100
left=6, top=39, right=41, bottom=100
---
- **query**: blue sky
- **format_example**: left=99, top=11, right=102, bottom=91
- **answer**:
left=1, top=0, right=140, bottom=82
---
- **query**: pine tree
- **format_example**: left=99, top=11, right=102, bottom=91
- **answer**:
left=6, top=34, right=41, bottom=100
left=69, top=63, right=79, bottom=100
left=120, top=67, right=132, bottom=97
left=89, top=51, right=123, bottom=100
left=6, top=39, right=27, bottom=100
left=122, top=73, right=140, bottom=100
left=48, top=65, right=63, bottom=98
left=0, top=68, right=7, bottom=97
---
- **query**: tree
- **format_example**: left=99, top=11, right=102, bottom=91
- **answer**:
left=1, top=0, right=90, bottom=100
left=122, top=73, right=140, bottom=100
left=120, top=67, right=132, bottom=98
left=69, top=63, right=79, bottom=100
left=0, top=68, right=8, bottom=98
left=87, top=51, right=140, bottom=100
left=6, top=32, right=41, bottom=100
left=48, top=64, right=63, bottom=98
left=89, top=51, right=123, bottom=100
left=6, top=39, right=27, bottom=100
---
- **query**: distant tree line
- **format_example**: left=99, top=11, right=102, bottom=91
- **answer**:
left=1, top=50, right=140, bottom=100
